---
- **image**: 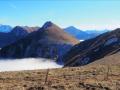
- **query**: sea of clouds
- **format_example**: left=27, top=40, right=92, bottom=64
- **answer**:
left=0, top=58, right=63, bottom=72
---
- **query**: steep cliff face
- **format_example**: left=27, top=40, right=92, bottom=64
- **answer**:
left=0, top=22, right=79, bottom=63
left=62, top=28, right=120, bottom=67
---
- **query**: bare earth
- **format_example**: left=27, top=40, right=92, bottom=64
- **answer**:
left=0, top=64, right=120, bottom=90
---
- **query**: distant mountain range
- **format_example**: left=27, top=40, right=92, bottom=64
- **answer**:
left=0, top=25, right=12, bottom=32
left=0, top=22, right=119, bottom=67
left=64, top=26, right=90, bottom=40
left=64, top=26, right=109, bottom=40
left=0, top=25, right=39, bottom=48
left=62, top=28, right=120, bottom=67
left=0, top=22, right=79, bottom=63
left=85, top=29, right=109, bottom=35
left=0, top=24, right=109, bottom=48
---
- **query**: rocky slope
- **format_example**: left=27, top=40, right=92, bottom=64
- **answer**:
left=0, top=22, right=79, bottom=63
left=61, top=28, right=120, bottom=67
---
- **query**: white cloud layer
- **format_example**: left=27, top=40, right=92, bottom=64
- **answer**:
left=0, top=58, right=62, bottom=72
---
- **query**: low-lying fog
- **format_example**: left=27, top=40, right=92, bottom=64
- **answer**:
left=0, top=58, right=63, bottom=72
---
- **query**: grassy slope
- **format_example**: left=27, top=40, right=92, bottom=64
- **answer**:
left=0, top=64, right=119, bottom=90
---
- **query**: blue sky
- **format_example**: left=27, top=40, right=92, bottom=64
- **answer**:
left=0, top=0, right=120, bottom=30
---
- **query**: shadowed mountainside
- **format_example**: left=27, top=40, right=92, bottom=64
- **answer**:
left=86, top=51, right=120, bottom=66
left=62, top=28, right=120, bottom=67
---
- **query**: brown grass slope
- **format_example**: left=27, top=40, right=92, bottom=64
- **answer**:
left=0, top=64, right=119, bottom=90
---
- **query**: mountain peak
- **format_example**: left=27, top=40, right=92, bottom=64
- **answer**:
left=42, top=21, right=53, bottom=29
left=13, top=26, right=24, bottom=30
left=67, top=26, right=77, bottom=29
left=65, top=26, right=84, bottom=32
left=11, top=26, right=28, bottom=36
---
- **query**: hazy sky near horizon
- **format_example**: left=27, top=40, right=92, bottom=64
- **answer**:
left=0, top=0, right=120, bottom=30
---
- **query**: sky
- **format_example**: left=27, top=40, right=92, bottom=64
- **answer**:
left=0, top=0, right=120, bottom=30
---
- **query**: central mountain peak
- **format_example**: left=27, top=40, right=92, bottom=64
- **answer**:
left=42, top=21, right=54, bottom=29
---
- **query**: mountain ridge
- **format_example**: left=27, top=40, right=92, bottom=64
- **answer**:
left=62, top=28, right=120, bottom=67
left=0, top=26, right=39, bottom=48
left=0, top=22, right=79, bottom=62
left=64, top=26, right=109, bottom=40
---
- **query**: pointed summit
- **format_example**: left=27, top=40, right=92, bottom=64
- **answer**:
left=11, top=26, right=28, bottom=36
left=42, top=21, right=53, bottom=29
left=41, top=21, right=79, bottom=45
left=67, top=26, right=78, bottom=30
